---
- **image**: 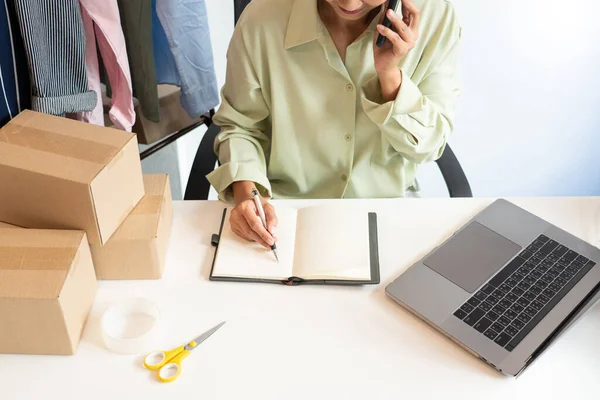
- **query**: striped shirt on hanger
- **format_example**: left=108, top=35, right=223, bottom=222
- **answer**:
left=13, top=0, right=96, bottom=116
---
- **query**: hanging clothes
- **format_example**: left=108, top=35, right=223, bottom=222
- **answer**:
left=155, top=0, right=219, bottom=118
left=12, top=0, right=96, bottom=116
left=152, top=0, right=180, bottom=88
left=116, top=0, right=160, bottom=123
left=0, top=0, right=30, bottom=128
left=0, top=4, right=17, bottom=127
left=78, top=0, right=135, bottom=131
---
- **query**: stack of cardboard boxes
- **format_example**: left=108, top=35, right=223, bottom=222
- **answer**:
left=0, top=110, right=174, bottom=355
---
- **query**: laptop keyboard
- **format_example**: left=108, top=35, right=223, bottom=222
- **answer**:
left=453, top=234, right=596, bottom=352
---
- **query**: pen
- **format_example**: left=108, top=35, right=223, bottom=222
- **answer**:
left=251, top=189, right=279, bottom=263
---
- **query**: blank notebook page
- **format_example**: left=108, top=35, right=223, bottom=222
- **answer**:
left=292, top=204, right=370, bottom=280
left=212, top=206, right=298, bottom=280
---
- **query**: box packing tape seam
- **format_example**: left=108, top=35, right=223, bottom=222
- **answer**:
left=131, top=195, right=164, bottom=215
left=112, top=194, right=164, bottom=231
left=0, top=247, right=78, bottom=270
left=69, top=250, right=81, bottom=277
left=0, top=125, right=120, bottom=165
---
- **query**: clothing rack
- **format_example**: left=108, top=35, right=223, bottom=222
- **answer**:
left=139, top=109, right=214, bottom=160
left=139, top=0, right=247, bottom=161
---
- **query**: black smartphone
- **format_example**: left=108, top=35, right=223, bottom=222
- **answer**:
left=376, top=0, right=402, bottom=47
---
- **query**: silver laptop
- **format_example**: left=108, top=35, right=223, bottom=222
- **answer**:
left=386, top=199, right=600, bottom=376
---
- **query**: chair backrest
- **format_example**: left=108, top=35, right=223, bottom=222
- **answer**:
left=234, top=0, right=252, bottom=25
left=437, top=145, right=472, bottom=197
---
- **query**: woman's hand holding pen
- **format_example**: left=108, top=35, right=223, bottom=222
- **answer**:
left=231, top=181, right=278, bottom=249
left=374, top=0, right=421, bottom=102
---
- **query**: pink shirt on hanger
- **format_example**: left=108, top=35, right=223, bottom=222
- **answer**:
left=78, top=0, right=135, bottom=131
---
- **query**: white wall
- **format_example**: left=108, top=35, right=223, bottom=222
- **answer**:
left=450, top=0, right=600, bottom=196
left=179, top=0, right=600, bottom=198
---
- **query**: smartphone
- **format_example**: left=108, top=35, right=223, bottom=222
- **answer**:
left=376, top=0, right=402, bottom=47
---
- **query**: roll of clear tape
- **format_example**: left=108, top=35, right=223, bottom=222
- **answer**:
left=101, top=298, right=161, bottom=354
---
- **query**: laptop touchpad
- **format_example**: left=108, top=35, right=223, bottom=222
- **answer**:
left=423, top=222, right=521, bottom=293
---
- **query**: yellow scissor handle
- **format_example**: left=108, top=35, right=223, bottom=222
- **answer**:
left=158, top=349, right=192, bottom=383
left=144, top=345, right=185, bottom=370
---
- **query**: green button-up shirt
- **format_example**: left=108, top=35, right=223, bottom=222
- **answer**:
left=207, top=0, right=462, bottom=201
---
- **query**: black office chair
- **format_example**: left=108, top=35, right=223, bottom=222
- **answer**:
left=184, top=0, right=472, bottom=200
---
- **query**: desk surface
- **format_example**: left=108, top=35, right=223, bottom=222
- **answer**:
left=2, top=198, right=600, bottom=400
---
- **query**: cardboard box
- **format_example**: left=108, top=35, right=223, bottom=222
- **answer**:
left=91, top=174, right=173, bottom=280
left=0, top=228, right=97, bottom=355
left=0, top=222, right=18, bottom=229
left=0, top=110, right=145, bottom=245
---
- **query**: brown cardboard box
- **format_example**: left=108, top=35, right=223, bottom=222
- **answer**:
left=0, top=110, right=145, bottom=245
left=0, top=222, right=18, bottom=229
left=104, top=85, right=204, bottom=144
left=0, top=229, right=97, bottom=355
left=91, top=174, right=173, bottom=280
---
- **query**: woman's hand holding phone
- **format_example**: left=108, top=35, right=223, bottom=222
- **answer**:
left=373, top=0, right=421, bottom=101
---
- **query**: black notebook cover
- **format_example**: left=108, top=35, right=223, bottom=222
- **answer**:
left=209, top=208, right=380, bottom=286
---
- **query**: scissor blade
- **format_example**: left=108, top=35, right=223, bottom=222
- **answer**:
left=190, top=321, right=226, bottom=348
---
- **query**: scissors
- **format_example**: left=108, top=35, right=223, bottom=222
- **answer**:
left=144, top=321, right=226, bottom=383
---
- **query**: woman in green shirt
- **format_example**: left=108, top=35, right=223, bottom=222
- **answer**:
left=207, top=0, right=461, bottom=248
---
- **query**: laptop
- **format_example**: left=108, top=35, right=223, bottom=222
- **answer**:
left=386, top=199, right=600, bottom=376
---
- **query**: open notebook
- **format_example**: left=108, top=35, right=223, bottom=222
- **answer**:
left=209, top=204, right=380, bottom=286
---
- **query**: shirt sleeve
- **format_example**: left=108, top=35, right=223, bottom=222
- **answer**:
left=206, top=25, right=271, bottom=202
left=360, top=23, right=462, bottom=165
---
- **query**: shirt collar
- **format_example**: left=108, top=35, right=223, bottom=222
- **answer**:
left=285, top=0, right=319, bottom=50
left=285, top=1, right=384, bottom=50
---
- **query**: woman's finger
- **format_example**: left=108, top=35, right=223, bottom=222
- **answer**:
left=234, top=219, right=271, bottom=249
left=387, top=9, right=415, bottom=44
left=263, top=202, right=278, bottom=236
left=377, top=24, right=408, bottom=52
left=243, top=207, right=275, bottom=247
left=402, top=0, right=421, bottom=29
left=231, top=220, right=253, bottom=242
left=246, top=227, right=272, bottom=249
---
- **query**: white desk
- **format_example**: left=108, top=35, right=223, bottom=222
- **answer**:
left=2, top=198, right=600, bottom=400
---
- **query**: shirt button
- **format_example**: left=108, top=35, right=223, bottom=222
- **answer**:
left=344, top=134, right=352, bottom=142
left=341, top=174, right=348, bottom=182
left=346, top=84, right=354, bottom=91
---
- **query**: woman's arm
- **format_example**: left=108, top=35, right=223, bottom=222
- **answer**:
left=206, top=13, right=277, bottom=248
left=363, top=2, right=462, bottom=165
left=206, top=20, right=272, bottom=202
